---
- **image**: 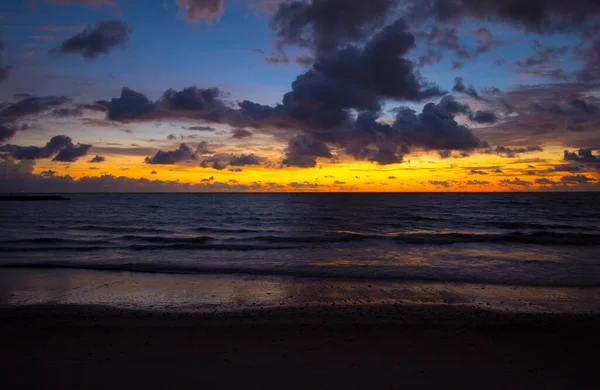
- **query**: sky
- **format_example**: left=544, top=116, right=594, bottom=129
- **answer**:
left=0, top=0, right=599, bottom=192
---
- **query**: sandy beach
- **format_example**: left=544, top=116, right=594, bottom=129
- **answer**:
left=1, top=268, right=599, bottom=389
left=1, top=304, right=599, bottom=390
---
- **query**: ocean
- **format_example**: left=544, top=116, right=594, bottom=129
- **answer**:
left=1, top=193, right=599, bottom=312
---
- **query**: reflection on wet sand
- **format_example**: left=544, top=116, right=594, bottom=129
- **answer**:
left=1, top=268, right=598, bottom=315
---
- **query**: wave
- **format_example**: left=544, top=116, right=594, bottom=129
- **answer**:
left=74, top=225, right=170, bottom=233
left=484, top=221, right=598, bottom=231
left=3, top=231, right=600, bottom=250
left=126, top=231, right=600, bottom=246
left=194, top=227, right=288, bottom=234
left=1, top=262, right=598, bottom=288
left=1, top=238, right=111, bottom=245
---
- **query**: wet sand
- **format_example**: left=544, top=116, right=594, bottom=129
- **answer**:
left=1, top=304, right=599, bottom=390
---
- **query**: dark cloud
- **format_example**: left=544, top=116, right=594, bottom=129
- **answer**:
left=77, top=103, right=107, bottom=112
left=551, top=164, right=584, bottom=172
left=407, top=0, right=600, bottom=33
left=253, top=19, right=443, bottom=135
left=282, top=134, right=332, bottom=168
left=53, top=20, right=130, bottom=59
left=39, top=170, right=56, bottom=178
left=428, top=180, right=450, bottom=188
left=167, top=133, right=177, bottom=140
left=452, top=77, right=484, bottom=101
left=564, top=149, right=600, bottom=170
left=229, top=154, right=262, bottom=166
left=0, top=158, right=260, bottom=193
left=162, top=86, right=221, bottom=112
left=568, top=98, right=599, bottom=114
left=201, top=153, right=263, bottom=170
left=0, top=124, right=17, bottom=143
left=176, top=0, right=225, bottom=24
left=470, top=169, right=488, bottom=175
left=394, top=103, right=481, bottom=151
left=0, top=95, right=71, bottom=119
left=438, top=150, right=452, bottom=159
left=186, top=125, right=215, bottom=131
left=53, top=143, right=92, bottom=162
left=97, top=87, right=156, bottom=121
left=436, top=95, right=470, bottom=115
left=535, top=178, right=559, bottom=186
left=466, top=180, right=490, bottom=185
left=499, top=178, right=532, bottom=187
left=89, top=155, right=105, bottom=163
left=469, top=110, right=498, bottom=124
left=486, top=145, right=544, bottom=158
left=145, top=143, right=207, bottom=165
left=561, top=174, right=597, bottom=185
left=231, top=129, right=253, bottom=139
left=271, top=0, right=395, bottom=55
left=51, top=107, right=84, bottom=117
left=0, top=66, right=10, bottom=83
left=0, top=135, right=91, bottom=161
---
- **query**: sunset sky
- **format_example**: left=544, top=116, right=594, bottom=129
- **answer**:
left=1, top=0, right=599, bottom=192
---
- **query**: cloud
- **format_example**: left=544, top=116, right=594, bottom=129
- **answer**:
left=485, top=145, right=544, bottom=158
left=564, top=149, right=600, bottom=170
left=470, top=169, right=488, bottom=175
left=0, top=135, right=91, bottom=162
left=394, top=103, right=481, bottom=151
left=469, top=110, right=498, bottom=124
left=231, top=129, right=253, bottom=139
left=145, top=143, right=209, bottom=165
left=186, top=125, right=216, bottom=131
left=0, top=64, right=9, bottom=79
left=176, top=0, right=225, bottom=24
left=466, top=180, right=490, bottom=185
left=436, top=95, right=470, bottom=115
left=499, top=178, right=532, bottom=187
left=88, top=155, right=105, bottom=163
left=561, top=174, right=597, bottom=185
left=1, top=95, right=71, bottom=119
left=201, top=153, right=263, bottom=170
left=282, top=134, right=332, bottom=167
left=97, top=87, right=156, bottom=121
left=39, top=170, right=56, bottom=177
left=229, top=154, right=261, bottom=166
left=271, top=0, right=395, bottom=55
left=0, top=124, right=17, bottom=143
left=53, top=143, right=93, bottom=162
left=535, top=178, right=559, bottom=186
left=0, top=158, right=261, bottom=192
left=51, top=107, right=84, bottom=117
left=428, top=180, right=450, bottom=188
left=407, top=0, right=600, bottom=34
left=52, top=20, right=130, bottom=59
left=452, top=77, right=484, bottom=101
